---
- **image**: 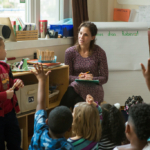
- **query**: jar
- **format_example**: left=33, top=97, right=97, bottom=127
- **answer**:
left=39, top=20, right=47, bottom=38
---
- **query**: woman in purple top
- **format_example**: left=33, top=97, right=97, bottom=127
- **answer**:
left=60, top=21, right=108, bottom=108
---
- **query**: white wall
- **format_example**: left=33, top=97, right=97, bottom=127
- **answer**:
left=88, top=0, right=140, bottom=22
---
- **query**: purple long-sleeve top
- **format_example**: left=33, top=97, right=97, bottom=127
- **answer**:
left=65, top=45, right=108, bottom=104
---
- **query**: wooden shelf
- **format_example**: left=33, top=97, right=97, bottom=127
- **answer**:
left=13, top=65, right=69, bottom=150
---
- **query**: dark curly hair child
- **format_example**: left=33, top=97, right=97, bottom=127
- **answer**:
left=124, top=95, right=144, bottom=114
left=98, top=103, right=125, bottom=150
left=114, top=103, right=150, bottom=150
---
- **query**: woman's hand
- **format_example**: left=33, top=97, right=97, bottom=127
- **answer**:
left=85, top=74, right=93, bottom=80
left=79, top=72, right=86, bottom=80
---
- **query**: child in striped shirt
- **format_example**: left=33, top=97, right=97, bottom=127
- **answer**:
left=67, top=94, right=102, bottom=150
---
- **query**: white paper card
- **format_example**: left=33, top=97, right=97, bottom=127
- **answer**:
left=129, top=9, right=139, bottom=22
left=139, top=5, right=150, bottom=28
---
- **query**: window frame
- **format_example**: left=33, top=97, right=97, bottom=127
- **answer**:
left=27, top=0, right=72, bottom=26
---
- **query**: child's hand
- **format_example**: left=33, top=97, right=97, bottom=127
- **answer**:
left=141, top=59, right=150, bottom=91
left=86, top=94, right=94, bottom=104
left=31, top=63, right=51, bottom=81
left=13, top=79, right=24, bottom=89
left=86, top=94, right=97, bottom=106
left=6, top=88, right=14, bottom=99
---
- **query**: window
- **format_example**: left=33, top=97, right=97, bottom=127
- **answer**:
left=0, top=0, right=72, bottom=31
left=40, top=0, right=60, bottom=24
left=0, top=0, right=26, bottom=22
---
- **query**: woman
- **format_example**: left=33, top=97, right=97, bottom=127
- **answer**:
left=60, top=21, right=108, bottom=108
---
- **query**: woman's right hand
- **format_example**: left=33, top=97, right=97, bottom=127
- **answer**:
left=6, top=88, right=14, bottom=99
left=79, top=72, right=86, bottom=80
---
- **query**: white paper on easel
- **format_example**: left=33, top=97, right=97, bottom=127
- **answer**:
left=129, top=9, right=139, bottom=22
left=103, top=71, right=150, bottom=105
left=94, top=22, right=149, bottom=71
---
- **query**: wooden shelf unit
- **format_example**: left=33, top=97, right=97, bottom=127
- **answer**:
left=12, top=65, right=69, bottom=150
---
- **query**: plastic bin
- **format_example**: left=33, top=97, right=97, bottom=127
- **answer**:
left=62, top=25, right=73, bottom=37
left=56, top=18, right=73, bottom=24
left=49, top=18, right=73, bottom=37
left=20, top=84, right=38, bottom=113
left=50, top=25, right=63, bottom=35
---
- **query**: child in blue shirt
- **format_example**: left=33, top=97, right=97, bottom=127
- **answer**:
left=28, top=64, right=73, bottom=150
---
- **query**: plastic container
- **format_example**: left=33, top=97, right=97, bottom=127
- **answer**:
left=49, top=25, right=63, bottom=35
left=62, top=25, right=73, bottom=37
left=56, top=18, right=73, bottom=24
left=50, top=25, right=73, bottom=37
left=49, top=18, right=73, bottom=37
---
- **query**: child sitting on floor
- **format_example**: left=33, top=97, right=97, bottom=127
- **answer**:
left=28, top=64, right=74, bottom=150
left=113, top=103, right=150, bottom=150
left=98, top=103, right=125, bottom=150
left=124, top=95, right=144, bottom=115
left=67, top=94, right=102, bottom=150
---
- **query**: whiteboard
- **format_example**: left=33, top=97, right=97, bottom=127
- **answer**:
left=117, top=0, right=150, bottom=5
left=94, top=22, right=149, bottom=71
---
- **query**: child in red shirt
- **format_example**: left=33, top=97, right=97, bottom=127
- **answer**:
left=0, top=37, right=24, bottom=150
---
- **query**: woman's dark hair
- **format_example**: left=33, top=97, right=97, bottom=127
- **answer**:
left=129, top=103, right=150, bottom=140
left=75, top=21, right=98, bottom=51
left=124, top=95, right=143, bottom=114
left=101, top=104, right=125, bottom=144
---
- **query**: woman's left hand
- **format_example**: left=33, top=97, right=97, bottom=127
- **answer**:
left=13, top=79, right=24, bottom=89
left=85, top=74, right=93, bottom=80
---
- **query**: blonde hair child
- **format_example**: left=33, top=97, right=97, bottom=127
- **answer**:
left=67, top=95, right=102, bottom=150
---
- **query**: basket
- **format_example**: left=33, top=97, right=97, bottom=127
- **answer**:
left=16, top=30, right=38, bottom=41
left=49, top=90, right=59, bottom=105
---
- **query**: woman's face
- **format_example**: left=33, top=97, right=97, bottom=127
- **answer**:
left=78, top=27, right=95, bottom=47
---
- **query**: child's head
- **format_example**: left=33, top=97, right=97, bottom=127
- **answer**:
left=101, top=104, right=125, bottom=144
left=0, top=37, right=6, bottom=60
left=72, top=102, right=101, bottom=142
left=126, top=103, right=150, bottom=141
left=124, top=95, right=143, bottom=114
left=48, top=106, right=73, bottom=135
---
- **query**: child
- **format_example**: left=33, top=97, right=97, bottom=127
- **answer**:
left=29, top=64, right=74, bottom=150
left=124, top=95, right=143, bottom=115
left=67, top=94, right=102, bottom=150
left=98, top=103, right=125, bottom=150
left=0, top=37, right=24, bottom=149
left=113, top=103, right=150, bottom=150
